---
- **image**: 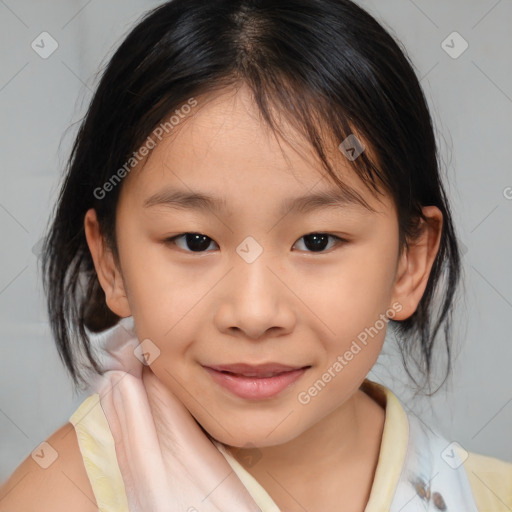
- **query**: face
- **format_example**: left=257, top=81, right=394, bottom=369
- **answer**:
left=86, top=84, right=439, bottom=448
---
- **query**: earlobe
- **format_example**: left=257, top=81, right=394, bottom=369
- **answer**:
left=84, top=208, right=132, bottom=318
left=389, top=206, right=443, bottom=321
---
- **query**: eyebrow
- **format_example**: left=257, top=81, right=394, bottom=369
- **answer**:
left=142, top=186, right=373, bottom=215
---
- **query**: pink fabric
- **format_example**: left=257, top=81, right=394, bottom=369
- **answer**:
left=87, top=316, right=262, bottom=512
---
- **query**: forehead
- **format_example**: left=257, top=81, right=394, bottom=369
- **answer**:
left=120, top=84, right=391, bottom=216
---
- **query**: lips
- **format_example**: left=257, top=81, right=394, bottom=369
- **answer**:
left=203, top=363, right=310, bottom=400
left=205, top=363, right=309, bottom=377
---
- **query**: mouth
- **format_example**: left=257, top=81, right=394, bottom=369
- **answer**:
left=202, top=363, right=311, bottom=400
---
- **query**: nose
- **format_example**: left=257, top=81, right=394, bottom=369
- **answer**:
left=213, top=248, right=296, bottom=341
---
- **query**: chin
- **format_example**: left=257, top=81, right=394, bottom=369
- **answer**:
left=200, top=419, right=303, bottom=449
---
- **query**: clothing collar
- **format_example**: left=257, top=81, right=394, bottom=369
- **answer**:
left=214, top=378, right=479, bottom=512
left=212, top=378, right=408, bottom=511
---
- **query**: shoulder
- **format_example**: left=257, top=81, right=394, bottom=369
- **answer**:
left=0, top=421, right=98, bottom=512
left=461, top=448, right=512, bottom=511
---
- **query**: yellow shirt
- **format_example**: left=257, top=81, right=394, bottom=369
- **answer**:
left=69, top=378, right=512, bottom=511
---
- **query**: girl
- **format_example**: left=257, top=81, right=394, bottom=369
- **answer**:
left=1, top=0, right=511, bottom=510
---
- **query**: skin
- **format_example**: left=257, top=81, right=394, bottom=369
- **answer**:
left=83, top=83, right=442, bottom=511
left=0, top=423, right=99, bottom=512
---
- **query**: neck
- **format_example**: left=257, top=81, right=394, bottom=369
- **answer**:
left=227, top=386, right=385, bottom=511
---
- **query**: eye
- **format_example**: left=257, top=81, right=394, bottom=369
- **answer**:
left=165, top=232, right=346, bottom=254
left=293, top=233, right=346, bottom=253
left=165, top=233, right=218, bottom=252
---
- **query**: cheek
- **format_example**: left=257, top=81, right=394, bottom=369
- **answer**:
left=301, top=253, right=395, bottom=334
left=120, top=240, right=208, bottom=327
left=299, top=248, right=396, bottom=381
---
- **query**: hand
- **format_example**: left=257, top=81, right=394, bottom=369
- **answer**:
left=99, top=365, right=263, bottom=512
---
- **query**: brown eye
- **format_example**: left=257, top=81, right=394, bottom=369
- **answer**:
left=166, top=233, right=218, bottom=252
left=293, top=233, right=345, bottom=253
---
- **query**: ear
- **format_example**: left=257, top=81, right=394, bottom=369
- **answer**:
left=389, top=206, right=443, bottom=320
left=84, top=208, right=132, bottom=318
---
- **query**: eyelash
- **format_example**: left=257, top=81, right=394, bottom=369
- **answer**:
left=164, top=232, right=348, bottom=254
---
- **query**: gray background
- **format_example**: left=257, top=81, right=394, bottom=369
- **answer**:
left=1, top=0, right=511, bottom=483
